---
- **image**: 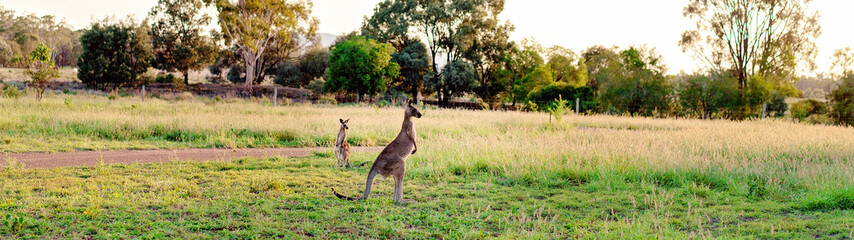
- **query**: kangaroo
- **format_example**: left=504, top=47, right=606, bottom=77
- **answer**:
left=335, top=118, right=351, bottom=167
left=333, top=99, right=422, bottom=204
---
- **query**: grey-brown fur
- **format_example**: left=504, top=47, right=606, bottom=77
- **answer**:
left=333, top=99, right=422, bottom=203
left=334, top=118, right=351, bottom=167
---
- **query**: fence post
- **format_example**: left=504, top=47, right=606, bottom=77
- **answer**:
left=273, top=88, right=277, bottom=106
left=576, top=98, right=580, bottom=114
left=761, top=102, right=767, bottom=119
left=142, top=85, right=145, bottom=102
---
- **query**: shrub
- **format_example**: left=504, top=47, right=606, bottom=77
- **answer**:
left=317, top=94, right=337, bottom=105
left=791, top=99, right=828, bottom=122
left=1, top=83, right=23, bottom=99
left=548, top=95, right=569, bottom=122
left=766, top=91, right=788, bottom=118
left=307, top=77, right=325, bottom=95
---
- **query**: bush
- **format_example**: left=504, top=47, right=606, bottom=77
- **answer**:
left=77, top=21, right=151, bottom=90
left=766, top=91, right=788, bottom=118
left=155, top=73, right=176, bottom=83
left=791, top=99, right=828, bottom=122
left=227, top=65, right=245, bottom=84
left=317, top=94, right=337, bottom=105
left=307, top=77, right=325, bottom=95
left=1, top=83, right=23, bottom=99
left=155, top=73, right=185, bottom=91
left=805, top=114, right=832, bottom=125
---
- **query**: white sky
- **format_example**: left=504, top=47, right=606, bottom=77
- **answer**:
left=2, top=0, right=852, bottom=75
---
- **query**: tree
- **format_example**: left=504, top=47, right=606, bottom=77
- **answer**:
left=273, top=60, right=301, bottom=87
left=599, top=47, right=672, bottom=116
left=831, top=47, right=853, bottom=77
left=362, top=0, right=512, bottom=104
left=324, top=36, right=400, bottom=101
left=149, top=0, right=218, bottom=85
left=506, top=39, right=545, bottom=106
left=426, top=60, right=475, bottom=102
left=680, top=0, right=820, bottom=91
left=272, top=45, right=328, bottom=88
left=828, top=73, right=854, bottom=126
left=25, top=43, right=58, bottom=101
left=210, top=0, right=319, bottom=85
left=676, top=72, right=738, bottom=119
left=390, top=40, right=430, bottom=97
left=581, top=45, right=621, bottom=93
left=546, top=46, right=587, bottom=87
left=297, top=46, right=330, bottom=85
left=458, top=0, right=515, bottom=104
left=77, top=20, right=152, bottom=90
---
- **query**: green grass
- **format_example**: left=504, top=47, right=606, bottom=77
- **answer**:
left=0, top=155, right=852, bottom=238
left=1, top=92, right=854, bottom=238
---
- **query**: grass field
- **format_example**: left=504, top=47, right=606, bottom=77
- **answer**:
left=1, top=92, right=853, bottom=238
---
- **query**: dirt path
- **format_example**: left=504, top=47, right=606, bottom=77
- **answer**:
left=1, top=147, right=385, bottom=169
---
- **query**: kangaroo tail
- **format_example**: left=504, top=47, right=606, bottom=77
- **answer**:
left=331, top=188, right=358, bottom=201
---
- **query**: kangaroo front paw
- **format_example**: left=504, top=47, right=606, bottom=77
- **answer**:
left=411, top=149, right=417, bottom=154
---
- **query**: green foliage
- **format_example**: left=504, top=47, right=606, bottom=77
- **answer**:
left=1, top=213, right=32, bottom=234
left=677, top=72, right=738, bottom=119
left=508, top=40, right=547, bottom=104
left=791, top=99, right=828, bottom=122
left=273, top=47, right=330, bottom=88
left=546, top=46, right=588, bottom=87
left=548, top=95, right=569, bottom=122
left=77, top=20, right=152, bottom=90
left=306, top=77, right=326, bottom=95
left=149, top=0, right=217, bottom=85
left=599, top=47, right=672, bottom=116
left=426, top=60, right=476, bottom=101
left=828, top=74, right=854, bottom=126
left=1, top=83, right=23, bottom=99
left=317, top=94, right=337, bottom=105
left=527, top=82, right=596, bottom=113
left=766, top=91, right=789, bottom=118
left=362, top=0, right=511, bottom=104
left=0, top=9, right=81, bottom=67
left=211, top=0, right=318, bottom=85
left=25, top=43, right=59, bottom=101
left=582, top=45, right=621, bottom=93
left=390, top=40, right=431, bottom=97
left=799, top=186, right=854, bottom=210
left=324, top=36, right=400, bottom=100
left=273, top=60, right=301, bottom=87
left=512, top=66, right=553, bottom=103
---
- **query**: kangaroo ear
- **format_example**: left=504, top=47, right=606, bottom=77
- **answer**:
left=340, top=118, right=344, bottom=124
left=344, top=119, right=350, bottom=123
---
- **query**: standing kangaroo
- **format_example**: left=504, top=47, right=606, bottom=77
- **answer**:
left=335, top=119, right=351, bottom=167
left=333, top=99, right=422, bottom=204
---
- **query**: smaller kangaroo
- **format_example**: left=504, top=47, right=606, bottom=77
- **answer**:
left=335, top=118, right=351, bottom=167
left=333, top=99, right=422, bottom=204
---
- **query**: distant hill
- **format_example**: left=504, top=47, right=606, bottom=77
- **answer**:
left=318, top=33, right=338, bottom=48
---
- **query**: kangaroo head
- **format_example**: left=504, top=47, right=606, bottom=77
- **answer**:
left=405, top=99, right=422, bottom=118
left=339, top=118, right=350, bottom=130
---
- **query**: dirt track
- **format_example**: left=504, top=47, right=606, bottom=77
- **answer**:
left=1, top=147, right=385, bottom=169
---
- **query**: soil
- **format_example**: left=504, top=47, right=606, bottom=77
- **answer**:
left=1, top=147, right=385, bottom=169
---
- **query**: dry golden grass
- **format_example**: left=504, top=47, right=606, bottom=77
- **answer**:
left=1, top=92, right=852, bottom=196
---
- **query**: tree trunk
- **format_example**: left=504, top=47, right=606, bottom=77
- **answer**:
left=183, top=72, right=189, bottom=85
left=243, top=52, right=256, bottom=85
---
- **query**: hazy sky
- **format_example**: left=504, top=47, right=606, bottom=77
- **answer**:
left=3, top=0, right=852, bottom=75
